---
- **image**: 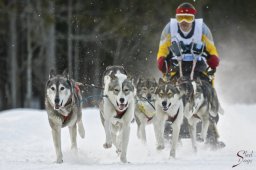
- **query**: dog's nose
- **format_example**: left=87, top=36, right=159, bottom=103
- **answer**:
left=119, top=98, right=125, bottom=104
left=55, top=98, right=60, bottom=104
left=147, top=94, right=152, bottom=100
left=162, top=101, right=167, bottom=107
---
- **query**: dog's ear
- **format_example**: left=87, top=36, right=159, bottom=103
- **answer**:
left=49, top=69, right=56, bottom=79
left=62, top=69, right=70, bottom=80
left=109, top=73, right=117, bottom=80
left=137, top=77, right=144, bottom=85
left=158, top=77, right=166, bottom=85
left=106, top=65, right=112, bottom=71
left=127, top=74, right=132, bottom=80
left=152, top=77, right=158, bottom=86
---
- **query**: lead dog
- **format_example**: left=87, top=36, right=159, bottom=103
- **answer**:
left=99, top=66, right=136, bottom=163
left=154, top=78, right=184, bottom=158
left=45, top=70, right=85, bottom=163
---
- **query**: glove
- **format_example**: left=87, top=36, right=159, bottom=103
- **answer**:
left=157, top=56, right=170, bottom=73
left=207, top=55, right=219, bottom=69
left=207, top=68, right=216, bottom=76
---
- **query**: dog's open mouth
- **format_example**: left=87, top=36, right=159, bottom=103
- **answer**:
left=162, top=107, right=169, bottom=112
left=54, top=104, right=61, bottom=110
left=116, top=102, right=128, bottom=111
left=162, top=103, right=171, bottom=112
left=54, top=101, right=63, bottom=110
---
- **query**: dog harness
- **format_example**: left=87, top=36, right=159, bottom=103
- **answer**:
left=137, top=104, right=155, bottom=122
left=167, top=108, right=179, bottom=123
left=114, top=108, right=128, bottom=119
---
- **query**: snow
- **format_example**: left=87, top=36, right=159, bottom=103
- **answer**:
left=0, top=105, right=256, bottom=170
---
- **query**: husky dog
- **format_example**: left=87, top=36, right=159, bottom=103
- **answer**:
left=45, top=70, right=85, bottom=163
left=154, top=78, right=184, bottom=158
left=135, top=77, right=157, bottom=143
left=99, top=66, right=136, bottom=163
left=178, top=77, right=224, bottom=151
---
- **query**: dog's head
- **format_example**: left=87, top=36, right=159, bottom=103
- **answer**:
left=155, top=78, right=180, bottom=112
left=176, top=77, right=195, bottom=106
left=136, top=77, right=157, bottom=101
left=107, top=74, right=135, bottom=112
left=46, top=69, right=73, bottom=110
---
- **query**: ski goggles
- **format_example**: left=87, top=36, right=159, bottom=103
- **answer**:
left=176, top=14, right=195, bottom=23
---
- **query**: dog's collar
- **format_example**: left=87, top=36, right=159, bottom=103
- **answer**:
left=62, top=111, right=73, bottom=124
left=167, top=108, right=179, bottom=123
left=114, top=108, right=128, bottom=119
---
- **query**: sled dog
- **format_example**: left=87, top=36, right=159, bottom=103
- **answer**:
left=135, top=77, right=157, bottom=143
left=154, top=78, right=184, bottom=158
left=99, top=66, right=136, bottom=163
left=45, top=70, right=85, bottom=163
left=179, top=77, right=223, bottom=151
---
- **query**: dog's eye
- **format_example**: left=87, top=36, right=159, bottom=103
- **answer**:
left=114, top=89, right=119, bottom=92
left=142, top=87, right=147, bottom=91
left=149, top=87, right=155, bottom=92
left=124, top=89, right=129, bottom=92
left=159, top=92, right=164, bottom=97
left=60, top=87, right=65, bottom=91
left=51, top=87, right=55, bottom=91
left=167, top=92, right=173, bottom=97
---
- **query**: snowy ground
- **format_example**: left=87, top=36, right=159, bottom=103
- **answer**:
left=0, top=104, right=256, bottom=170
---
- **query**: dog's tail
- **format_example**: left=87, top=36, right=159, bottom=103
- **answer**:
left=77, top=120, right=85, bottom=138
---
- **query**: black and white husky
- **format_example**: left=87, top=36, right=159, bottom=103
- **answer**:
left=135, top=78, right=157, bottom=143
left=179, top=77, right=224, bottom=152
left=45, top=70, right=85, bottom=163
left=99, top=66, right=136, bottom=163
left=154, top=78, right=184, bottom=158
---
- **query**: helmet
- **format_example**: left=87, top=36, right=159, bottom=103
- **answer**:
left=176, top=2, right=197, bottom=15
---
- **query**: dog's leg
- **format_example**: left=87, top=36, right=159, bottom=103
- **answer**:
left=153, top=116, right=165, bottom=150
left=135, top=114, right=141, bottom=139
left=77, top=119, right=85, bottom=138
left=188, top=119, right=198, bottom=153
left=201, top=117, right=210, bottom=142
left=69, top=124, right=78, bottom=151
left=170, top=123, right=181, bottom=158
left=139, top=122, right=147, bottom=143
left=52, top=127, right=63, bottom=163
left=111, top=124, right=120, bottom=154
left=120, top=124, right=130, bottom=163
left=103, top=119, right=112, bottom=148
left=102, top=101, right=113, bottom=149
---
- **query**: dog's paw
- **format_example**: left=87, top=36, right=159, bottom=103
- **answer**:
left=193, top=146, right=198, bottom=153
left=103, top=143, right=112, bottom=149
left=169, top=150, right=176, bottom=158
left=116, top=149, right=121, bottom=156
left=156, top=145, right=165, bottom=150
left=120, top=156, right=127, bottom=163
left=197, top=136, right=204, bottom=143
left=55, top=159, right=63, bottom=164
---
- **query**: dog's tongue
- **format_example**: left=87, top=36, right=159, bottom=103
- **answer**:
left=119, top=104, right=126, bottom=110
